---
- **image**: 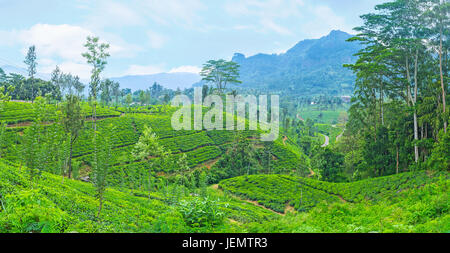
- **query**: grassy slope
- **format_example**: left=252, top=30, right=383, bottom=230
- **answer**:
left=1, top=102, right=308, bottom=186
left=0, top=101, right=121, bottom=124
left=0, top=159, right=275, bottom=233
left=219, top=172, right=449, bottom=232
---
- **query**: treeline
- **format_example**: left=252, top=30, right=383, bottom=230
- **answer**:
left=0, top=66, right=175, bottom=107
left=336, top=0, right=449, bottom=179
left=0, top=64, right=175, bottom=109
left=122, top=82, right=175, bottom=107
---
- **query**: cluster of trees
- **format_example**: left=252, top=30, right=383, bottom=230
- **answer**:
left=132, top=125, right=190, bottom=196
left=336, top=0, right=449, bottom=179
left=284, top=118, right=321, bottom=156
left=0, top=69, right=59, bottom=101
left=4, top=37, right=115, bottom=218
left=123, top=82, right=174, bottom=107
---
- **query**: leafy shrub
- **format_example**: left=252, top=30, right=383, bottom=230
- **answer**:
left=177, top=196, right=226, bottom=228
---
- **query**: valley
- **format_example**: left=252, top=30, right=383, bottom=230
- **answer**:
left=0, top=0, right=448, bottom=236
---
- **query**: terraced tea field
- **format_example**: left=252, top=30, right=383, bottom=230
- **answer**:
left=0, top=101, right=121, bottom=125
left=0, top=159, right=276, bottom=232
left=219, top=171, right=448, bottom=213
left=0, top=101, right=307, bottom=188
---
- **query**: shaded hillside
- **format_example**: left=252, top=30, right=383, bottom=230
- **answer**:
left=232, top=30, right=362, bottom=95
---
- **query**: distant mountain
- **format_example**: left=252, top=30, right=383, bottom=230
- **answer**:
left=0, top=64, right=200, bottom=91
left=110, top=72, right=201, bottom=91
left=231, top=30, right=362, bottom=95
left=0, top=65, right=51, bottom=81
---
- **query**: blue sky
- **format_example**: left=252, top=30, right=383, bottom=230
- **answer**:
left=0, top=0, right=386, bottom=79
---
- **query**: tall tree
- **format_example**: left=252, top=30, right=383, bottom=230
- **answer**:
left=50, top=66, right=63, bottom=99
left=91, top=124, right=114, bottom=219
left=82, top=36, right=110, bottom=132
left=422, top=0, right=450, bottom=133
left=200, top=59, right=242, bottom=93
left=132, top=126, right=171, bottom=195
left=111, top=81, right=120, bottom=105
left=24, top=45, right=37, bottom=102
left=60, top=95, right=85, bottom=179
left=100, top=79, right=113, bottom=105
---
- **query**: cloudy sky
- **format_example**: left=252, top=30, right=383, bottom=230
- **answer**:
left=0, top=0, right=386, bottom=79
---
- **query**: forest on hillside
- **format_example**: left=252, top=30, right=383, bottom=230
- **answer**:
left=0, top=0, right=448, bottom=236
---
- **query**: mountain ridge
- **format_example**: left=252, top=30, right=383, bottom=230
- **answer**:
left=230, top=30, right=361, bottom=95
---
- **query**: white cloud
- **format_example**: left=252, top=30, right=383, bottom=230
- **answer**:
left=169, top=65, right=201, bottom=74
left=123, top=64, right=165, bottom=76
left=1, top=24, right=142, bottom=79
left=16, top=24, right=135, bottom=60
left=17, top=24, right=93, bottom=62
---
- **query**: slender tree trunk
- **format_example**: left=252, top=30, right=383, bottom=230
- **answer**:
left=406, top=57, right=412, bottom=105
left=94, top=104, right=97, bottom=132
left=413, top=49, right=419, bottom=163
left=373, top=89, right=377, bottom=141
left=148, top=170, right=152, bottom=199
left=97, top=196, right=103, bottom=219
left=68, top=140, right=73, bottom=179
left=439, top=26, right=447, bottom=133
left=31, top=76, right=34, bottom=103
left=380, top=81, right=384, bottom=126
left=396, top=145, right=399, bottom=174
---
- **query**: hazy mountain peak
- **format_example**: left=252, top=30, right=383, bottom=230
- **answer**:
left=231, top=30, right=362, bottom=95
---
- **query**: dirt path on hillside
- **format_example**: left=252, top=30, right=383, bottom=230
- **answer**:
left=211, top=184, right=284, bottom=216
left=308, top=168, right=315, bottom=177
left=6, top=114, right=122, bottom=128
left=201, top=157, right=220, bottom=169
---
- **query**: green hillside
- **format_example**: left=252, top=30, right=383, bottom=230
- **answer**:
left=1, top=101, right=121, bottom=124
left=1, top=158, right=447, bottom=233
left=219, top=172, right=449, bottom=232
left=219, top=172, right=448, bottom=213
left=1, top=0, right=449, bottom=237
left=1, top=101, right=308, bottom=189
left=0, top=159, right=276, bottom=233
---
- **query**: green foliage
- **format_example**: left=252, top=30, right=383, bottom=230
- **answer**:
left=91, top=126, right=114, bottom=218
left=245, top=176, right=449, bottom=233
left=220, top=171, right=448, bottom=213
left=177, top=196, right=226, bottom=229
left=200, top=59, right=242, bottom=92
left=60, top=95, right=84, bottom=178
left=311, top=147, right=345, bottom=182
left=0, top=101, right=120, bottom=124
left=427, top=130, right=450, bottom=171
left=82, top=36, right=110, bottom=101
